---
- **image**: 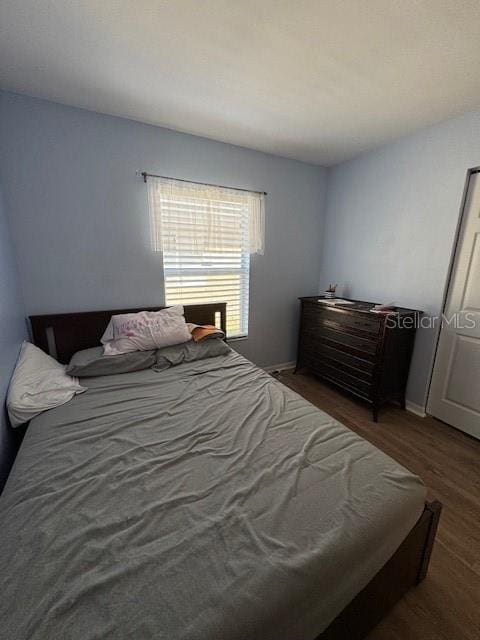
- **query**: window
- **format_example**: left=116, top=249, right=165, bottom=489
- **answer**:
left=163, top=195, right=250, bottom=338
left=147, top=177, right=265, bottom=338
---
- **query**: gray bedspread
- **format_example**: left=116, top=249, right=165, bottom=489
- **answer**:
left=0, top=349, right=426, bottom=640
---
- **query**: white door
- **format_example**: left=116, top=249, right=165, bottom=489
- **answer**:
left=428, top=171, right=480, bottom=439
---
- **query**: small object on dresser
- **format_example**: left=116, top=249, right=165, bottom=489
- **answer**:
left=324, top=283, right=337, bottom=299
left=371, top=302, right=397, bottom=314
left=318, top=298, right=354, bottom=306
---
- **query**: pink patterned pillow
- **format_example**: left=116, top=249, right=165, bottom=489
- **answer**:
left=101, top=306, right=191, bottom=355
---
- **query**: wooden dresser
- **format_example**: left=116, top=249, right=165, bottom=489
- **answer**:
left=296, top=297, right=421, bottom=421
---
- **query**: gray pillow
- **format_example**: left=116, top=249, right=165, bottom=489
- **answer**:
left=152, top=339, right=231, bottom=371
left=66, top=346, right=156, bottom=377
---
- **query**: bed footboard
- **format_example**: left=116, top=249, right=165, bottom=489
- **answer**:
left=318, top=500, right=442, bottom=640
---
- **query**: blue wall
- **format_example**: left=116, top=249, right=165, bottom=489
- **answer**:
left=7, top=89, right=479, bottom=413
left=0, top=183, right=26, bottom=491
left=319, top=110, right=480, bottom=408
left=0, top=91, right=326, bottom=368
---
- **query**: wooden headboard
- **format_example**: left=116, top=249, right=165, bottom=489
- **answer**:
left=29, top=303, right=227, bottom=364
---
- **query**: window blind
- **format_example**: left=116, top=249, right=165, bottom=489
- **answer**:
left=147, top=178, right=263, bottom=338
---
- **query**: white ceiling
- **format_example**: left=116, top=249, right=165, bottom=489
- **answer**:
left=1, top=1, right=480, bottom=165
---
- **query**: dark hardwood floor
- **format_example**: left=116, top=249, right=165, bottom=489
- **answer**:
left=275, top=369, right=480, bottom=640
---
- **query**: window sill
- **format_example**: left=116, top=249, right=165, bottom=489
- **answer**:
left=227, top=335, right=248, bottom=343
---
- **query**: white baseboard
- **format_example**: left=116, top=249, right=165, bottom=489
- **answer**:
left=263, top=361, right=296, bottom=373
left=405, top=401, right=427, bottom=418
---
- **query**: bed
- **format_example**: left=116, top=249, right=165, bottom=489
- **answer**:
left=0, top=303, right=441, bottom=640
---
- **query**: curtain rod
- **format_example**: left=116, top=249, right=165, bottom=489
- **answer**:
left=138, top=171, right=267, bottom=195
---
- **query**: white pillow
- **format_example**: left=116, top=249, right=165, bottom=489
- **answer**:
left=101, top=305, right=192, bottom=355
left=7, top=342, right=86, bottom=428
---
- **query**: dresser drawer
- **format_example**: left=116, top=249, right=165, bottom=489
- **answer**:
left=302, top=354, right=373, bottom=399
left=315, top=343, right=375, bottom=378
left=300, top=336, right=376, bottom=373
left=302, top=325, right=378, bottom=359
left=302, top=304, right=382, bottom=338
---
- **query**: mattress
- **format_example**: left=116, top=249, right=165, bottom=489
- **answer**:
left=0, top=349, right=426, bottom=640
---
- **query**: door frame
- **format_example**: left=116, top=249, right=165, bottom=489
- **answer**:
left=426, top=166, right=480, bottom=415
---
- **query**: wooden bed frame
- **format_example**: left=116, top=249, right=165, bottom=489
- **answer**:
left=319, top=500, right=441, bottom=639
left=28, top=303, right=442, bottom=640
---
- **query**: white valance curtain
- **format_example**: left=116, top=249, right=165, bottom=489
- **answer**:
left=147, top=177, right=265, bottom=255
